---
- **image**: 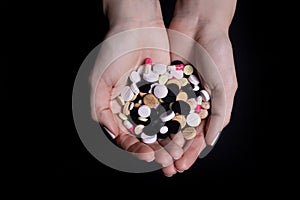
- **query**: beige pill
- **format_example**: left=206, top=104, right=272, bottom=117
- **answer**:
left=117, top=96, right=125, bottom=106
left=139, top=92, right=147, bottom=97
left=123, top=101, right=130, bottom=115
left=134, top=124, right=144, bottom=135
left=138, top=116, right=148, bottom=122
left=176, top=91, right=188, bottom=101
left=173, top=115, right=187, bottom=128
left=131, top=94, right=138, bottom=101
left=166, top=79, right=181, bottom=89
left=118, top=113, right=128, bottom=121
left=184, top=64, right=194, bottom=75
left=179, top=78, right=189, bottom=86
left=134, top=103, right=141, bottom=108
left=182, top=127, right=197, bottom=140
left=187, top=98, right=197, bottom=110
left=143, top=94, right=158, bottom=108
left=199, top=109, right=209, bottom=119
left=159, top=74, right=169, bottom=85
left=201, top=101, right=210, bottom=110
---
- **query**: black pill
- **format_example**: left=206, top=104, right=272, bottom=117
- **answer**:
left=143, top=122, right=162, bottom=136
left=138, top=82, right=151, bottom=93
left=171, top=100, right=191, bottom=115
left=162, top=95, right=176, bottom=104
left=171, top=60, right=184, bottom=65
left=165, top=120, right=180, bottom=134
left=181, top=84, right=197, bottom=98
left=167, top=84, right=180, bottom=96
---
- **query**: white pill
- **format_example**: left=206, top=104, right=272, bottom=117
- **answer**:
left=160, top=110, right=175, bottom=122
left=153, top=84, right=168, bottom=98
left=200, top=89, right=210, bottom=101
left=129, top=102, right=134, bottom=110
left=193, top=85, right=200, bottom=91
left=188, top=75, right=200, bottom=85
left=143, top=72, right=159, bottom=82
left=121, top=86, right=134, bottom=101
left=186, top=113, right=201, bottom=127
left=172, top=70, right=184, bottom=79
left=138, top=105, right=151, bottom=118
left=134, top=124, right=144, bottom=135
left=130, top=83, right=140, bottom=94
left=158, top=74, right=169, bottom=85
left=144, top=64, right=152, bottom=74
left=149, top=83, right=159, bottom=93
left=196, top=96, right=203, bottom=105
left=160, top=126, right=168, bottom=134
left=153, top=64, right=167, bottom=75
left=167, top=65, right=176, bottom=72
left=130, top=71, right=141, bottom=83
left=137, top=65, right=144, bottom=75
left=141, top=132, right=157, bottom=144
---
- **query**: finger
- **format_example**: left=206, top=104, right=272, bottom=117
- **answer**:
left=175, top=133, right=206, bottom=172
left=158, top=137, right=183, bottom=160
left=148, top=142, right=174, bottom=168
left=116, top=132, right=155, bottom=162
left=169, top=132, right=185, bottom=148
left=162, top=164, right=177, bottom=177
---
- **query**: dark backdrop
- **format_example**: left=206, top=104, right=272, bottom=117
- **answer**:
left=53, top=0, right=269, bottom=186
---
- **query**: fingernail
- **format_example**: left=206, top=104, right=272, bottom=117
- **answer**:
left=103, top=127, right=116, bottom=139
left=177, top=170, right=184, bottom=173
left=165, top=174, right=173, bottom=177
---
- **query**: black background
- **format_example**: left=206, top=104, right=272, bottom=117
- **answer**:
left=49, top=0, right=271, bottom=186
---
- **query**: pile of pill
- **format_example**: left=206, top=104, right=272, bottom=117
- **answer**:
left=117, top=58, right=210, bottom=144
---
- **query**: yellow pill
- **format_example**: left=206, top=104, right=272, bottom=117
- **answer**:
left=184, top=64, right=194, bottom=75
left=182, top=127, right=197, bottom=140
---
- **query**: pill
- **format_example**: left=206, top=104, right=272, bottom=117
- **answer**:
left=134, top=124, right=144, bottom=135
left=123, top=120, right=134, bottom=134
left=162, top=94, right=176, bottom=104
left=200, top=89, right=210, bottom=101
left=130, top=83, right=140, bottom=95
left=134, top=103, right=141, bottom=108
left=121, top=86, right=134, bottom=101
left=145, top=58, right=152, bottom=64
left=141, top=132, right=157, bottom=144
left=179, top=78, right=189, bottom=86
left=166, top=83, right=180, bottom=96
left=153, top=84, right=168, bottom=99
left=129, top=102, right=134, bottom=110
left=195, top=96, right=203, bottom=113
left=166, top=79, right=181, bottom=89
left=143, top=72, right=159, bottom=82
left=118, top=113, right=128, bottom=121
left=183, top=64, right=194, bottom=75
left=138, top=116, right=149, bottom=122
left=187, top=98, right=198, bottom=111
left=143, top=94, right=159, bottom=108
left=143, top=122, right=162, bottom=136
left=170, top=70, right=184, bottom=79
left=167, top=65, right=176, bottom=72
left=137, top=65, right=144, bottom=75
left=117, top=95, right=125, bottom=106
left=123, top=101, right=131, bottom=115
left=138, top=105, right=151, bottom=118
left=158, top=74, right=169, bottom=85
left=130, top=71, right=141, bottom=83
left=160, top=110, right=175, bottom=122
left=165, top=120, right=180, bottom=134
left=175, top=64, right=185, bottom=71
left=182, top=127, right=197, bottom=140
left=153, top=64, right=167, bottom=75
left=188, top=75, right=200, bottom=85
left=149, top=83, right=159, bottom=93
left=172, top=115, right=187, bottom=128
left=171, top=60, right=184, bottom=65
left=137, top=116, right=151, bottom=126
left=186, top=113, right=201, bottom=127
left=160, top=126, right=168, bottom=134
left=199, top=109, right=209, bottom=119
left=171, top=100, right=191, bottom=115
left=201, top=101, right=210, bottom=109
left=138, top=83, right=151, bottom=93
left=193, top=85, right=200, bottom=91
left=176, top=91, right=188, bottom=101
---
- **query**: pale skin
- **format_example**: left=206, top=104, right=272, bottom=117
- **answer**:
left=91, top=0, right=237, bottom=177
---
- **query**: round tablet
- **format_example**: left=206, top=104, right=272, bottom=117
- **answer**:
left=153, top=64, right=167, bottom=75
left=138, top=105, right=151, bottom=118
left=171, top=100, right=191, bottom=115
left=184, top=64, right=194, bottom=75
left=166, top=79, right=181, bottom=89
left=182, top=127, right=197, bottom=140
left=188, top=75, right=200, bottom=85
left=158, top=74, right=169, bottom=85
left=201, top=101, right=210, bottom=109
left=160, top=126, right=168, bottom=134
left=186, top=113, right=201, bottom=127
left=153, top=84, right=168, bottom=99
left=199, top=109, right=209, bottom=119
left=165, top=120, right=180, bottom=134
left=130, top=71, right=141, bottom=83
left=149, top=83, right=159, bottom=93
left=134, top=124, right=144, bottom=135
left=160, top=110, right=175, bottom=122
left=179, top=78, right=189, bottom=86
left=172, top=115, right=187, bottom=128
left=176, top=91, right=188, bottom=101
left=143, top=72, right=159, bottom=83
left=121, top=86, right=134, bottom=101
left=141, top=132, right=157, bottom=144
left=138, top=83, right=151, bottom=93
left=130, top=83, right=140, bottom=94
left=172, top=70, right=184, bottom=79
left=193, top=85, right=200, bottom=91
left=166, top=83, right=180, bottom=96
left=200, top=89, right=210, bottom=101
left=143, top=94, right=159, bottom=108
left=187, top=98, right=198, bottom=110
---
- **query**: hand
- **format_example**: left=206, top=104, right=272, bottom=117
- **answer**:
left=89, top=0, right=185, bottom=176
left=167, top=0, right=238, bottom=173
